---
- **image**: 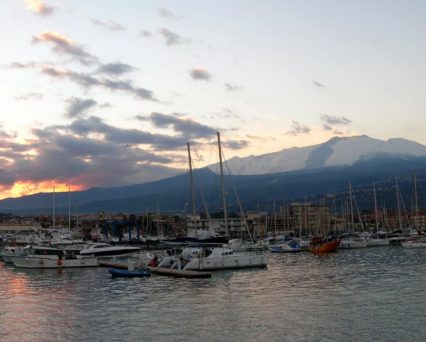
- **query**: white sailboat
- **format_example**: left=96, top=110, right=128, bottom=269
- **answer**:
left=366, top=182, right=389, bottom=247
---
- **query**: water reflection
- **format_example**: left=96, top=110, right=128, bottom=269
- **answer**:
left=1, top=248, right=426, bottom=342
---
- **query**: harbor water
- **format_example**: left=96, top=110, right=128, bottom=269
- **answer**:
left=1, top=247, right=425, bottom=342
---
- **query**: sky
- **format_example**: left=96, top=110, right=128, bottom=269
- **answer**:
left=0, top=0, right=426, bottom=199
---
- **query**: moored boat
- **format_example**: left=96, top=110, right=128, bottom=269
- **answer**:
left=79, top=243, right=141, bottom=258
left=108, top=268, right=151, bottom=278
left=309, top=236, right=340, bottom=253
left=12, top=245, right=98, bottom=268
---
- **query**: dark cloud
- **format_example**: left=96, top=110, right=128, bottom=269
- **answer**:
left=158, top=28, right=184, bottom=46
left=323, top=124, right=333, bottom=131
left=286, top=120, right=311, bottom=136
left=14, top=92, right=43, bottom=100
left=313, top=80, right=326, bottom=88
left=40, top=65, right=157, bottom=101
left=32, top=31, right=97, bottom=65
left=97, top=62, right=135, bottom=76
left=224, top=83, right=242, bottom=91
left=25, top=0, right=55, bottom=16
left=222, top=140, right=250, bottom=150
left=321, top=114, right=351, bottom=126
left=190, top=67, right=211, bottom=81
left=91, top=18, right=127, bottom=32
left=142, top=112, right=216, bottom=138
left=65, top=97, right=97, bottom=118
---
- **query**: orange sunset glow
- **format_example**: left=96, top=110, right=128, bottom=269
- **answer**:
left=0, top=181, right=84, bottom=200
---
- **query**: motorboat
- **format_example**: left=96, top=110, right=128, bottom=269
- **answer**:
left=12, top=245, right=98, bottom=268
left=79, top=243, right=141, bottom=258
left=269, top=239, right=301, bottom=253
left=157, top=245, right=266, bottom=271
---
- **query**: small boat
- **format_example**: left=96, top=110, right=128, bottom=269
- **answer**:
left=309, top=236, right=340, bottom=253
left=108, top=268, right=151, bottom=278
left=269, top=239, right=301, bottom=253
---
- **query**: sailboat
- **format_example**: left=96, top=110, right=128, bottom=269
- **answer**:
left=157, top=132, right=267, bottom=270
left=366, top=182, right=389, bottom=246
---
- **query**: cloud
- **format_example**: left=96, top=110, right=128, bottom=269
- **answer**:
left=32, top=31, right=97, bottom=65
left=158, top=8, right=179, bottom=19
left=40, top=65, right=157, bottom=101
left=91, top=18, right=127, bottom=32
left=158, top=28, right=184, bottom=46
left=139, top=30, right=153, bottom=38
left=246, top=135, right=276, bottom=142
left=224, top=83, right=242, bottom=91
left=222, top=140, right=250, bottom=150
left=24, top=0, right=55, bottom=16
left=97, top=62, right=135, bottom=76
left=286, top=120, right=311, bottom=136
left=321, top=114, right=351, bottom=126
left=313, top=80, right=326, bottom=88
left=190, top=67, right=211, bottom=81
left=14, top=92, right=43, bottom=100
left=65, top=97, right=97, bottom=118
left=140, top=112, right=217, bottom=139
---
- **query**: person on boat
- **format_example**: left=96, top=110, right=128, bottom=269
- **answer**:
left=148, top=255, right=158, bottom=267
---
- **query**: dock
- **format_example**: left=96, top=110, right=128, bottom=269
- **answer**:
left=98, top=261, right=212, bottom=278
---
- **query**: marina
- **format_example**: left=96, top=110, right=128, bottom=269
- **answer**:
left=1, top=246, right=425, bottom=342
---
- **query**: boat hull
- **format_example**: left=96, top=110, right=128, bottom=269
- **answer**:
left=183, top=253, right=267, bottom=270
left=310, top=240, right=340, bottom=253
left=108, top=268, right=151, bottom=277
left=12, top=256, right=98, bottom=268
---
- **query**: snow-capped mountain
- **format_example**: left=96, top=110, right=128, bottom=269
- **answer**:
left=208, top=135, right=426, bottom=175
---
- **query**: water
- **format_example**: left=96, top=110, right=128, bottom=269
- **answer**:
left=1, top=247, right=425, bottom=342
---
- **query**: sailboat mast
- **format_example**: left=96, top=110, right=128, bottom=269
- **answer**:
left=68, top=185, right=71, bottom=230
left=217, top=131, right=228, bottom=236
left=414, top=172, right=418, bottom=228
left=396, top=177, right=402, bottom=230
left=53, top=186, right=56, bottom=230
left=187, top=143, right=197, bottom=229
left=373, top=182, right=379, bottom=232
left=349, top=182, right=354, bottom=232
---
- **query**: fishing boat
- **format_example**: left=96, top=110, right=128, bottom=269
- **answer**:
left=309, top=236, right=340, bottom=253
left=12, top=245, right=98, bottom=268
left=108, top=268, right=151, bottom=278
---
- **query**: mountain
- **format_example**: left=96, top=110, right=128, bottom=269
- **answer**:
left=208, top=135, right=426, bottom=175
left=3, top=153, right=426, bottom=215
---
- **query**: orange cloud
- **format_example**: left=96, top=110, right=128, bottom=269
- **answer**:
left=24, top=0, right=55, bottom=16
left=0, top=181, right=85, bottom=200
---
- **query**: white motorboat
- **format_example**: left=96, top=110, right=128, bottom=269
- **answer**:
left=12, top=245, right=98, bottom=269
left=79, top=243, right=141, bottom=258
left=157, top=246, right=267, bottom=271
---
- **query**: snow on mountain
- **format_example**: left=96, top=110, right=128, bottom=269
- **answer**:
left=208, top=135, right=426, bottom=175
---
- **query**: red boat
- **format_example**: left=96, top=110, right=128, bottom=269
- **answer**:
left=309, top=236, right=340, bottom=253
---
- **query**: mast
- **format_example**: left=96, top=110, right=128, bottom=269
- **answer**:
left=68, top=185, right=71, bottom=230
left=217, top=131, right=228, bottom=236
left=373, top=182, right=379, bottom=232
left=52, top=186, right=56, bottom=230
left=414, top=172, right=419, bottom=228
left=349, top=182, right=354, bottom=232
left=396, top=177, right=402, bottom=230
left=187, top=142, right=197, bottom=236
